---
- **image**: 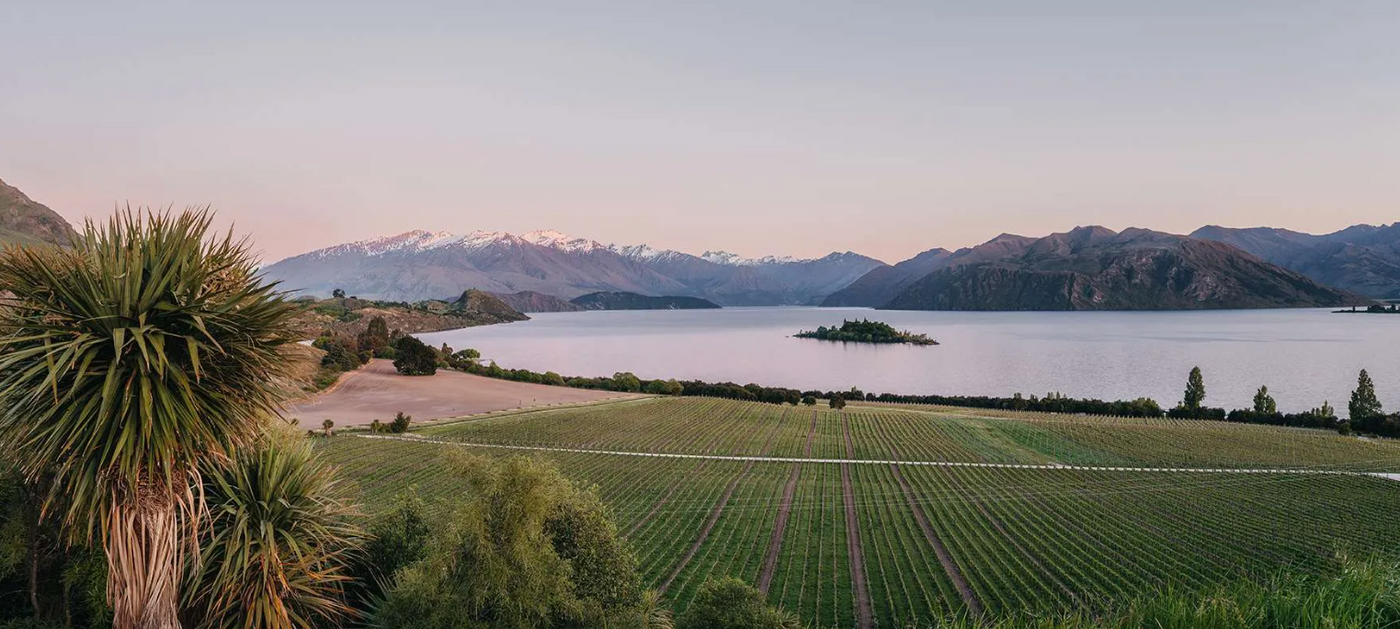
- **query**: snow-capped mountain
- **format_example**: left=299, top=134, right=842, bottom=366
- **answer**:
left=261, top=229, right=886, bottom=305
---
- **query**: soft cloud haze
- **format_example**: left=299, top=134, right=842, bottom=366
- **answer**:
left=4, top=1, right=1398, bottom=263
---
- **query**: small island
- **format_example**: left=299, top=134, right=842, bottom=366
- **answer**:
left=1335, top=304, right=1400, bottom=314
left=795, top=318, right=938, bottom=345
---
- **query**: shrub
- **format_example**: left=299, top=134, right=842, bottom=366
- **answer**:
left=183, top=433, right=361, bottom=629
left=677, top=577, right=800, bottom=629
left=389, top=412, right=412, bottom=434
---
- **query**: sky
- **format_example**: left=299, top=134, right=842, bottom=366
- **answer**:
left=3, top=1, right=1398, bottom=264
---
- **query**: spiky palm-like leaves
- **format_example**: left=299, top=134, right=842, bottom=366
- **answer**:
left=0, top=209, right=301, bottom=628
left=184, top=433, right=361, bottom=629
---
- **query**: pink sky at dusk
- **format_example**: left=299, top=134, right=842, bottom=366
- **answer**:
left=4, top=1, right=1398, bottom=264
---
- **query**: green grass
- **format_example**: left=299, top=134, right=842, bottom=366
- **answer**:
left=318, top=397, right=1400, bottom=627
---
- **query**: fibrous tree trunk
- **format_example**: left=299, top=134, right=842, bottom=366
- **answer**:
left=106, top=484, right=185, bottom=629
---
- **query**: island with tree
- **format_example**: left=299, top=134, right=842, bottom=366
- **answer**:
left=794, top=318, right=938, bottom=345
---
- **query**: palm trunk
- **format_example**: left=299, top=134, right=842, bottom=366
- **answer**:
left=106, top=487, right=183, bottom=629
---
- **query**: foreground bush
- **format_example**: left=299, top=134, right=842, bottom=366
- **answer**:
left=184, top=433, right=361, bottom=629
left=371, top=454, right=650, bottom=629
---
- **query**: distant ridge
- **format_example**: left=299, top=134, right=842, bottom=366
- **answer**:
left=570, top=291, right=721, bottom=311
left=1192, top=224, right=1400, bottom=299
left=490, top=290, right=583, bottom=313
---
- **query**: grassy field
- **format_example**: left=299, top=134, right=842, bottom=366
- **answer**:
left=317, top=397, right=1400, bottom=627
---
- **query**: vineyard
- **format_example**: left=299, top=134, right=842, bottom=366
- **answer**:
left=318, top=396, right=1400, bottom=627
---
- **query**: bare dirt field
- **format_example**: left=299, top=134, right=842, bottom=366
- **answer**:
left=286, top=359, right=638, bottom=427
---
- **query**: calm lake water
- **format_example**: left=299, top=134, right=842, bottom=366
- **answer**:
left=419, top=308, right=1399, bottom=414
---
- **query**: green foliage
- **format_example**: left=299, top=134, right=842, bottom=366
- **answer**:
left=828, top=396, right=846, bottom=410
left=795, top=319, right=936, bottom=345
left=346, top=491, right=431, bottom=609
left=1182, top=366, right=1206, bottom=412
left=372, top=454, right=647, bottom=629
left=801, top=396, right=817, bottom=406
left=183, top=432, right=362, bottom=629
left=332, top=288, right=346, bottom=299
left=612, top=372, right=643, bottom=393
left=1350, top=369, right=1383, bottom=421
left=392, top=336, right=438, bottom=376
left=317, top=335, right=363, bottom=372
left=1253, top=385, right=1277, bottom=414
left=644, top=379, right=684, bottom=396
left=676, top=577, right=800, bottom=629
left=545, top=485, right=642, bottom=610
left=390, top=412, right=412, bottom=434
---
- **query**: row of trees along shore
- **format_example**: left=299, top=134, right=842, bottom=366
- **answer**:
left=0, top=211, right=801, bottom=629
left=454, top=354, right=1397, bottom=437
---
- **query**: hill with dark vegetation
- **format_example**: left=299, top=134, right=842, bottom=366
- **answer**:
left=569, top=291, right=721, bottom=311
left=490, top=290, right=584, bottom=312
left=0, top=178, right=77, bottom=247
left=880, top=227, right=1368, bottom=311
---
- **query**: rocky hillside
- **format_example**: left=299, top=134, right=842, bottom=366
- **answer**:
left=261, top=229, right=884, bottom=306
left=0, top=178, right=77, bottom=247
left=490, top=290, right=583, bottom=313
left=570, top=291, right=721, bottom=311
left=881, top=227, right=1368, bottom=311
left=1192, top=224, right=1400, bottom=299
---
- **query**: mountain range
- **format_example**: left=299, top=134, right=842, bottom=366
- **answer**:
left=863, top=227, right=1364, bottom=310
left=0, top=177, right=1392, bottom=310
left=260, top=230, right=885, bottom=306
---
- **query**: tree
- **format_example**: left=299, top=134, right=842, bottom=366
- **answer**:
left=0, top=209, right=300, bottom=629
left=332, top=288, right=346, bottom=299
left=390, top=412, right=412, bottom=434
left=183, top=432, right=361, bottom=629
left=1182, top=367, right=1206, bottom=414
left=644, top=379, right=684, bottom=396
left=801, top=396, right=817, bottom=406
left=392, top=336, right=438, bottom=376
left=357, top=316, right=391, bottom=357
left=677, top=577, right=801, bottom=629
left=829, top=396, right=846, bottom=410
left=322, top=419, right=335, bottom=437
left=1253, top=386, right=1277, bottom=414
left=1350, top=369, right=1383, bottom=421
left=612, top=372, right=643, bottom=393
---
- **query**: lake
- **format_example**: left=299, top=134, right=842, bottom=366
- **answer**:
left=418, top=307, right=1399, bottom=414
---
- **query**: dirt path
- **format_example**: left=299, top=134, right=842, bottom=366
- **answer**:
left=841, top=416, right=874, bottom=629
left=758, top=412, right=818, bottom=593
left=888, top=462, right=984, bottom=618
left=287, top=359, right=637, bottom=426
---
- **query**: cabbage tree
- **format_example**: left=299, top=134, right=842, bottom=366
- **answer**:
left=0, top=209, right=300, bottom=628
